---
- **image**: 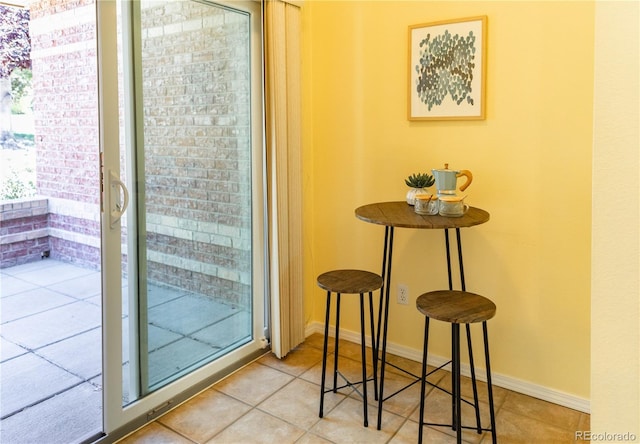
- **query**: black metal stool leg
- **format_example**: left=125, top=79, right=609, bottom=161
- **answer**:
left=319, top=291, right=331, bottom=418
left=368, top=291, right=378, bottom=401
left=359, top=293, right=369, bottom=427
left=483, top=321, right=497, bottom=444
left=418, top=317, right=430, bottom=444
left=416, top=290, right=497, bottom=443
left=316, top=269, right=383, bottom=429
left=333, top=293, right=341, bottom=393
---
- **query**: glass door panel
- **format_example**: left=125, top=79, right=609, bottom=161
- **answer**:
left=99, top=0, right=265, bottom=433
left=131, top=0, right=257, bottom=397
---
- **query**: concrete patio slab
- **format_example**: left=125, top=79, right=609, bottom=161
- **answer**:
left=149, top=294, right=235, bottom=336
left=0, top=337, right=28, bottom=362
left=48, top=272, right=102, bottom=300
left=0, top=382, right=102, bottom=444
left=148, top=336, right=220, bottom=387
left=147, top=283, right=189, bottom=307
left=1, top=259, right=62, bottom=277
left=0, top=259, right=252, bottom=443
left=0, top=287, right=77, bottom=323
left=1, top=300, right=101, bottom=349
left=148, top=324, right=183, bottom=351
left=192, top=310, right=251, bottom=348
left=0, top=274, right=38, bottom=297
left=0, top=353, right=83, bottom=418
left=37, top=327, right=102, bottom=380
left=8, top=262, right=97, bottom=287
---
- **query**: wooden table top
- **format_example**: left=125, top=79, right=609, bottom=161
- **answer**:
left=355, top=201, right=490, bottom=229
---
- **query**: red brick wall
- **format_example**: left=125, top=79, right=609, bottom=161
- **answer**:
left=21, top=0, right=101, bottom=270
left=0, top=199, right=50, bottom=267
left=9, top=0, right=254, bottom=307
left=28, top=0, right=94, bottom=18
left=136, top=1, right=253, bottom=306
left=48, top=212, right=100, bottom=268
left=31, top=0, right=99, bottom=204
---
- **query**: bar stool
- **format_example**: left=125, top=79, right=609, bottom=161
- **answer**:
left=416, top=290, right=497, bottom=444
left=317, top=269, right=383, bottom=427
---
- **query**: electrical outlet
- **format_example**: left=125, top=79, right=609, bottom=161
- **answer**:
left=397, top=284, right=409, bottom=305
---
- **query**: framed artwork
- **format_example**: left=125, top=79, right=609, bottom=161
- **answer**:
left=408, top=16, right=487, bottom=121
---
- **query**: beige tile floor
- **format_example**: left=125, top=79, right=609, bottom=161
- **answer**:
left=118, top=333, right=590, bottom=443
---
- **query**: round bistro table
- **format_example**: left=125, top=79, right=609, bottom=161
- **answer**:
left=355, top=201, right=490, bottom=429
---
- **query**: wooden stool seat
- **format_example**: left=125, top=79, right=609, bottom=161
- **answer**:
left=416, top=290, right=497, bottom=444
left=416, top=290, right=496, bottom=324
left=317, top=269, right=383, bottom=428
left=317, top=269, right=383, bottom=294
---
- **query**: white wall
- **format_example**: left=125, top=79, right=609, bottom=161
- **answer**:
left=592, top=0, right=639, bottom=439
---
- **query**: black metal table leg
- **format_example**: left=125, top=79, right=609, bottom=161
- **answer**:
left=456, top=228, right=466, bottom=291
left=445, top=229, right=453, bottom=290
left=376, top=226, right=394, bottom=430
left=378, top=225, right=483, bottom=433
left=456, top=228, right=482, bottom=432
left=355, top=202, right=491, bottom=435
left=445, top=229, right=456, bottom=424
left=453, top=323, right=462, bottom=444
left=484, top=321, right=498, bottom=444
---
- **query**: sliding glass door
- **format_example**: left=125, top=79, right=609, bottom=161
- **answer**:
left=99, top=0, right=266, bottom=434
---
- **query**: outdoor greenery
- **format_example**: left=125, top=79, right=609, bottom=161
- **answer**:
left=1, top=168, right=35, bottom=199
left=10, top=68, right=32, bottom=114
left=1, top=4, right=34, bottom=201
left=0, top=5, right=31, bottom=78
left=0, top=132, right=36, bottom=200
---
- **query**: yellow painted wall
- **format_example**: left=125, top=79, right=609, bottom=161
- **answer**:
left=301, top=1, right=593, bottom=400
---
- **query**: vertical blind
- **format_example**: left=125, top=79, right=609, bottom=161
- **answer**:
left=264, top=0, right=304, bottom=358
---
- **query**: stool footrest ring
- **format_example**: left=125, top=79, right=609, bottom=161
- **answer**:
left=422, top=422, right=491, bottom=434
left=322, top=375, right=376, bottom=394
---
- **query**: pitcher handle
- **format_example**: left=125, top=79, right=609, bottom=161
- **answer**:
left=457, top=170, right=473, bottom=192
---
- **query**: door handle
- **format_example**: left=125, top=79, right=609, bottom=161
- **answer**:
left=109, top=170, right=129, bottom=228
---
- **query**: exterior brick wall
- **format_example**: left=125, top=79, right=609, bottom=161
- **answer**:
left=48, top=211, right=100, bottom=269
left=0, top=198, right=50, bottom=267
left=7, top=0, right=254, bottom=307
left=30, top=2, right=99, bottom=205
left=19, top=0, right=102, bottom=270
left=138, top=1, right=253, bottom=307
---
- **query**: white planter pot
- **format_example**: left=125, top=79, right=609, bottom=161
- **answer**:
left=406, top=187, right=431, bottom=206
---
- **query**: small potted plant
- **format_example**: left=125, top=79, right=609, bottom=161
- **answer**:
left=405, top=172, right=435, bottom=205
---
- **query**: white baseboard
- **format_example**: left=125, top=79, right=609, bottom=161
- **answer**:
left=305, top=322, right=590, bottom=414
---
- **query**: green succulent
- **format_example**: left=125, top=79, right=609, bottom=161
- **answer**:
left=405, top=172, right=435, bottom=188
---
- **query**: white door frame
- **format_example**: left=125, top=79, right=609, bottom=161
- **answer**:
left=97, top=0, right=267, bottom=436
